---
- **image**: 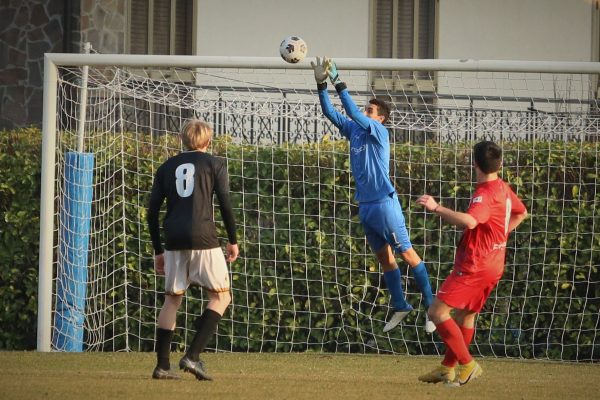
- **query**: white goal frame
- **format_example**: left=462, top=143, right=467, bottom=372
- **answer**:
left=38, top=54, right=600, bottom=352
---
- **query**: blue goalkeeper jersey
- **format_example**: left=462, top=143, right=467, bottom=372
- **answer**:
left=318, top=87, right=395, bottom=203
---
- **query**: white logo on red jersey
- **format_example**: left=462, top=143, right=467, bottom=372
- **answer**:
left=472, top=196, right=483, bottom=204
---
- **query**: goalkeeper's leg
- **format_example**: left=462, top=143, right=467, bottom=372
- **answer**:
left=179, top=290, right=231, bottom=381
left=368, top=201, right=434, bottom=333
left=153, top=294, right=183, bottom=379
left=363, top=204, right=418, bottom=333
left=401, top=249, right=435, bottom=333
left=378, top=246, right=413, bottom=333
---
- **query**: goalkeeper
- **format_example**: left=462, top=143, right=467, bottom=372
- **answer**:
left=311, top=57, right=434, bottom=333
left=416, top=141, right=527, bottom=386
left=147, top=119, right=239, bottom=380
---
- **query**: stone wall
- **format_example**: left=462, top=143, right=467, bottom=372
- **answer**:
left=0, top=0, right=126, bottom=130
left=0, top=0, right=66, bottom=129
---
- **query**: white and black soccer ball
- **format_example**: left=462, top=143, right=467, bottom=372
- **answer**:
left=279, top=36, right=307, bottom=64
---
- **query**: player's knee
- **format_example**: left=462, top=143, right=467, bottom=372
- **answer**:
left=427, top=302, right=447, bottom=324
left=209, top=290, right=231, bottom=307
left=165, top=293, right=184, bottom=307
left=377, top=253, right=392, bottom=266
left=427, top=307, right=437, bottom=322
left=375, top=246, right=395, bottom=266
left=400, top=248, right=421, bottom=267
left=220, top=290, right=232, bottom=307
left=455, top=309, right=476, bottom=326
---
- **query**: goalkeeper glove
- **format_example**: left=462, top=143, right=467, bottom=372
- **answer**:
left=310, top=56, right=329, bottom=84
left=325, top=57, right=342, bottom=85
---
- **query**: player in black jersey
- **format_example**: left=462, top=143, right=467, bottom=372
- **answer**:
left=147, top=119, right=239, bottom=380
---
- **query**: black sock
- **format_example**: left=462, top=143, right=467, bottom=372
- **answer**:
left=187, top=309, right=222, bottom=361
left=156, top=328, right=174, bottom=370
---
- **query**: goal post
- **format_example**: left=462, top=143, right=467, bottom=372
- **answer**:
left=39, top=54, right=600, bottom=361
left=38, top=55, right=59, bottom=352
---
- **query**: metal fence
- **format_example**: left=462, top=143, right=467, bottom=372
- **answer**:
left=59, top=87, right=600, bottom=145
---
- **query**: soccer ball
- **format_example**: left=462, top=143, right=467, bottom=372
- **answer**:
left=279, top=36, right=308, bottom=64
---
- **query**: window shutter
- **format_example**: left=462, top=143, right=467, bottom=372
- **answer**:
left=372, top=0, right=436, bottom=92
left=175, top=0, right=193, bottom=55
left=418, top=0, right=435, bottom=59
left=130, top=0, right=148, bottom=54
left=153, top=0, right=171, bottom=54
left=396, top=0, right=414, bottom=59
left=375, top=0, right=394, bottom=58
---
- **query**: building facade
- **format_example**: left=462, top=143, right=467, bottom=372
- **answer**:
left=1, top=0, right=598, bottom=129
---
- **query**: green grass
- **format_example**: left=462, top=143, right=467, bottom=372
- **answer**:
left=1, top=352, right=599, bottom=399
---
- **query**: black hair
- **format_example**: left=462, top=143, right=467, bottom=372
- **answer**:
left=473, top=141, right=502, bottom=173
left=369, top=98, right=390, bottom=123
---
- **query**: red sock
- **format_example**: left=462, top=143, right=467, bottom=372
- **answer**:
left=442, top=325, right=475, bottom=367
left=436, top=319, right=473, bottom=365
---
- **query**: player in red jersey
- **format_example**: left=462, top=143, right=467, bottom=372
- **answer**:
left=416, top=141, right=527, bottom=386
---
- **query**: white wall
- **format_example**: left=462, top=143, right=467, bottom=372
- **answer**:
left=190, top=0, right=597, bottom=112
left=438, top=0, right=594, bottom=61
left=196, top=0, right=595, bottom=62
left=196, top=0, right=370, bottom=59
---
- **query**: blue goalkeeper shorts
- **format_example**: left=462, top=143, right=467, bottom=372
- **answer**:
left=359, top=192, right=413, bottom=254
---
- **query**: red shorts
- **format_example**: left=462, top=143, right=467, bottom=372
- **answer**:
left=437, top=267, right=503, bottom=312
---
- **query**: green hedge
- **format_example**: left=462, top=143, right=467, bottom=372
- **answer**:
left=1, top=128, right=598, bottom=361
left=0, top=128, right=42, bottom=349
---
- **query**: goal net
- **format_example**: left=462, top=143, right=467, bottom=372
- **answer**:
left=40, top=54, right=600, bottom=361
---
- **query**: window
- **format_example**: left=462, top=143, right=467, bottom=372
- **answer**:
left=593, top=0, right=600, bottom=62
left=371, top=0, right=436, bottom=89
left=129, top=0, right=194, bottom=55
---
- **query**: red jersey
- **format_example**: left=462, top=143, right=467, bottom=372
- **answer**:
left=454, top=178, right=526, bottom=276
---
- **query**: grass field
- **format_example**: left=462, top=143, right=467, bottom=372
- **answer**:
left=1, top=352, right=598, bottom=399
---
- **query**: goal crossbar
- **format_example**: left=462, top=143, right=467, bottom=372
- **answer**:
left=45, top=53, right=600, bottom=73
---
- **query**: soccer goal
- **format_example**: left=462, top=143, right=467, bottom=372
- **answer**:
left=39, top=53, right=600, bottom=361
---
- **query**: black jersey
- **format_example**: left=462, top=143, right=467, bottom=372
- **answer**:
left=147, top=150, right=237, bottom=254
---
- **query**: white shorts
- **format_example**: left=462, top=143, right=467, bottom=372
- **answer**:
left=164, top=248, right=230, bottom=294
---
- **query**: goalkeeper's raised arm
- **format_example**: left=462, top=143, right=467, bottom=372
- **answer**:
left=324, top=58, right=373, bottom=131
left=310, top=57, right=373, bottom=131
left=311, top=56, right=347, bottom=131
